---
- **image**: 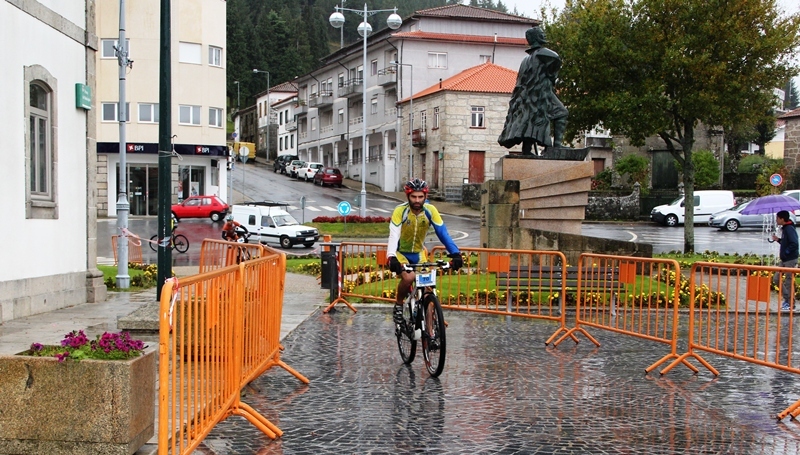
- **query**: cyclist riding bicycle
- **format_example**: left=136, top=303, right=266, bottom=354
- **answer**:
left=387, top=178, right=463, bottom=326
left=222, top=214, right=242, bottom=242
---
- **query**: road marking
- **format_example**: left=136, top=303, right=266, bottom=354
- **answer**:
left=372, top=207, right=391, bottom=213
left=321, top=206, right=337, bottom=211
left=450, top=230, right=469, bottom=241
left=307, top=207, right=321, bottom=211
left=625, top=231, right=638, bottom=242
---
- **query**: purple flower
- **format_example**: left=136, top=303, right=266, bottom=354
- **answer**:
left=55, top=351, right=70, bottom=363
left=30, top=343, right=43, bottom=352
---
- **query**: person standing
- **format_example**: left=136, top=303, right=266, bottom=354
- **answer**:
left=772, top=210, right=798, bottom=311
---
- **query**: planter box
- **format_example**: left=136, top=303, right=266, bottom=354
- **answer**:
left=0, top=348, right=155, bottom=455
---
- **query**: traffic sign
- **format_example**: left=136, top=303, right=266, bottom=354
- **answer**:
left=337, top=201, right=352, bottom=216
left=238, top=146, right=249, bottom=164
left=770, top=173, right=783, bottom=187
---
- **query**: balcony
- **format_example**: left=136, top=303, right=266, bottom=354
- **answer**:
left=377, top=67, right=396, bottom=86
left=309, top=91, right=334, bottom=108
left=295, top=102, right=308, bottom=116
left=320, top=124, right=334, bottom=137
left=285, top=120, right=297, bottom=131
left=349, top=116, right=363, bottom=126
left=585, top=136, right=611, bottom=148
left=339, top=79, right=363, bottom=98
left=412, top=129, right=426, bottom=147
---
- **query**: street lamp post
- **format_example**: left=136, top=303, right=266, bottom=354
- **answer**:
left=330, top=4, right=402, bottom=217
left=391, top=61, right=413, bottom=181
left=253, top=69, right=270, bottom=160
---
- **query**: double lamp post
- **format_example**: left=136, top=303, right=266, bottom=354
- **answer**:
left=329, top=4, right=401, bottom=217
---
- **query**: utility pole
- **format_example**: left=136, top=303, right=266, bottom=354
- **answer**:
left=157, top=0, right=172, bottom=300
left=115, top=0, right=133, bottom=289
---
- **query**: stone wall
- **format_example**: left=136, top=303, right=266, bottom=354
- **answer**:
left=586, top=183, right=641, bottom=221
left=783, top=114, right=800, bottom=171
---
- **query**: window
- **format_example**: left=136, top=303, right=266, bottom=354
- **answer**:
left=179, top=105, right=201, bottom=125
left=279, top=137, right=283, bottom=151
left=371, top=59, right=378, bottom=76
left=209, top=107, right=223, bottom=127
left=101, top=102, right=131, bottom=122
left=428, top=52, right=447, bottom=69
left=311, top=117, right=317, bottom=131
left=420, top=110, right=427, bottom=130
left=480, top=55, right=492, bottom=64
left=326, top=78, right=333, bottom=93
left=356, top=65, right=364, bottom=82
left=24, top=65, right=58, bottom=218
left=179, top=42, right=202, bottom=64
left=338, top=73, right=344, bottom=87
left=471, top=106, right=484, bottom=128
left=290, top=135, right=294, bottom=148
left=138, top=103, right=159, bottom=123
left=371, top=97, right=378, bottom=115
left=208, top=46, right=222, bottom=67
left=338, top=108, right=344, bottom=124
left=101, top=39, right=130, bottom=58
left=311, top=83, right=317, bottom=95
left=279, top=111, right=284, bottom=125
left=433, top=107, right=439, bottom=129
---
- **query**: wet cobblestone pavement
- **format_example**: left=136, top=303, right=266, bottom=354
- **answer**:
left=195, top=308, right=800, bottom=454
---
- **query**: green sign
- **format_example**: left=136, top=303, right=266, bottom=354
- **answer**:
left=75, top=83, right=92, bottom=110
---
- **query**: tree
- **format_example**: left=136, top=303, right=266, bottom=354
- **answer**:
left=785, top=79, right=799, bottom=110
left=688, top=151, right=720, bottom=189
left=546, top=0, right=800, bottom=252
left=614, top=154, right=649, bottom=188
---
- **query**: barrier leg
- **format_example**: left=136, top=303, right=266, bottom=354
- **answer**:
left=276, top=359, right=310, bottom=384
left=551, top=326, right=600, bottom=347
left=323, top=249, right=356, bottom=313
left=545, top=326, right=579, bottom=345
left=646, top=353, right=699, bottom=375
left=232, top=402, right=282, bottom=439
left=659, top=351, right=718, bottom=376
left=779, top=399, right=800, bottom=420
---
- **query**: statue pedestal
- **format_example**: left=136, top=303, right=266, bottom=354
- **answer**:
left=492, top=150, right=593, bottom=235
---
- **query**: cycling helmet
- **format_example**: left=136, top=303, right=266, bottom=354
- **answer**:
left=404, top=178, right=429, bottom=195
left=225, top=214, right=234, bottom=221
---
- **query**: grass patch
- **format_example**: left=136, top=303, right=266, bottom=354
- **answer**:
left=306, top=222, right=389, bottom=238
left=98, top=264, right=157, bottom=291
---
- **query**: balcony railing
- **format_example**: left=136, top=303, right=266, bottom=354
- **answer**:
left=299, top=131, right=308, bottom=140
left=309, top=91, right=334, bottom=108
left=295, top=103, right=308, bottom=116
left=321, top=124, right=334, bottom=134
left=377, top=66, right=396, bottom=86
left=412, top=129, right=427, bottom=147
left=339, top=79, right=363, bottom=98
left=384, top=107, right=397, bottom=118
left=349, top=116, right=363, bottom=126
left=285, top=120, right=297, bottom=131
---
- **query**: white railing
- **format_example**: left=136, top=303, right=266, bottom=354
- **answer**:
left=349, top=116, right=363, bottom=126
left=321, top=125, right=334, bottom=134
left=384, top=107, right=397, bottom=118
left=299, top=132, right=308, bottom=140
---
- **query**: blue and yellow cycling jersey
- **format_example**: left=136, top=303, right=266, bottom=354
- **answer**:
left=387, top=202, right=459, bottom=263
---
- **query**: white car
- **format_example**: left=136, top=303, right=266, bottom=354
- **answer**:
left=296, top=162, right=324, bottom=182
left=230, top=202, right=319, bottom=249
left=285, top=160, right=305, bottom=178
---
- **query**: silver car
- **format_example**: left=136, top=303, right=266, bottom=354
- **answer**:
left=708, top=201, right=768, bottom=231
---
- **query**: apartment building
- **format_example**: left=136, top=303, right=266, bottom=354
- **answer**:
left=95, top=0, right=227, bottom=216
left=2, top=0, right=106, bottom=322
left=294, top=4, right=536, bottom=192
left=253, top=81, right=298, bottom=160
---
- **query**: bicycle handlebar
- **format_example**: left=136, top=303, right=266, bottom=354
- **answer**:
left=402, top=260, right=451, bottom=272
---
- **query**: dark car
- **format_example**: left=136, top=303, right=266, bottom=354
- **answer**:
left=273, top=154, right=298, bottom=174
left=171, top=195, right=229, bottom=222
left=313, top=167, right=344, bottom=187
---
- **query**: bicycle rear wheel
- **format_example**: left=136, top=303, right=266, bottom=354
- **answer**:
left=149, top=235, right=160, bottom=252
left=173, top=234, right=189, bottom=253
left=396, top=298, right=416, bottom=365
left=421, top=294, right=446, bottom=377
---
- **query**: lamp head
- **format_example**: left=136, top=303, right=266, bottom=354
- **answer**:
left=357, top=21, right=372, bottom=38
left=329, top=11, right=345, bottom=28
left=387, top=13, right=402, bottom=30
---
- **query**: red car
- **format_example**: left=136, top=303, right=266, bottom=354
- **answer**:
left=313, top=167, right=344, bottom=187
left=171, top=195, right=229, bottom=221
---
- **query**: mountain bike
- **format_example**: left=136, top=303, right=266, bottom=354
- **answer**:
left=149, top=230, right=189, bottom=253
left=396, top=260, right=450, bottom=377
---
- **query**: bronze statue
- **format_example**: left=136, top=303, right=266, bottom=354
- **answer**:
left=498, top=26, right=568, bottom=155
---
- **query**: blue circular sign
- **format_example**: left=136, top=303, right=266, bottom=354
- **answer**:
left=337, top=201, right=351, bottom=216
left=770, top=173, right=783, bottom=187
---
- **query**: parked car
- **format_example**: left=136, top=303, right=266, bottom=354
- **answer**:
left=313, top=167, right=344, bottom=187
left=171, top=195, right=229, bottom=222
left=274, top=154, right=298, bottom=174
left=297, top=162, right=324, bottom=181
left=650, top=190, right=735, bottom=226
left=708, top=201, right=764, bottom=231
left=286, top=160, right=305, bottom=178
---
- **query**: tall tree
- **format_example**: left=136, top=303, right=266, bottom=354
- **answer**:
left=786, top=79, right=799, bottom=110
left=547, top=0, right=800, bottom=252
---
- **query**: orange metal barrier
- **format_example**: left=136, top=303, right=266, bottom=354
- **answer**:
left=429, top=246, right=570, bottom=341
left=158, top=252, right=308, bottom=455
left=111, top=234, right=143, bottom=265
left=657, top=262, right=800, bottom=420
left=198, top=238, right=266, bottom=273
left=551, top=253, right=685, bottom=374
left=324, top=242, right=393, bottom=313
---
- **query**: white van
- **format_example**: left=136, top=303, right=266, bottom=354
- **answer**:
left=650, top=190, right=735, bottom=226
left=231, top=202, right=319, bottom=249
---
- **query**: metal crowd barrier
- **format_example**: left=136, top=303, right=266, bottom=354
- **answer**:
left=655, top=262, right=800, bottom=420
left=158, top=250, right=307, bottom=455
left=198, top=238, right=267, bottom=273
left=111, top=234, right=143, bottom=265
left=325, top=242, right=394, bottom=313
left=551, top=253, right=685, bottom=373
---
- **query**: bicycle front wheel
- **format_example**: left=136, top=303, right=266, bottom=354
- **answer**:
left=149, top=235, right=160, bottom=252
left=422, top=294, right=446, bottom=377
left=173, top=234, right=189, bottom=253
left=396, top=298, right=417, bottom=365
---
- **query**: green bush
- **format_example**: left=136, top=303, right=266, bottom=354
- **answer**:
left=591, top=168, right=613, bottom=190
left=615, top=154, right=649, bottom=188
left=692, top=150, right=721, bottom=189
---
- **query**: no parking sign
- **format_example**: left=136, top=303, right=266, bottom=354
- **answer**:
left=770, top=174, right=783, bottom=187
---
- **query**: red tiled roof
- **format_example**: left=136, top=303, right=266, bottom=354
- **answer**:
left=401, top=62, right=517, bottom=102
left=780, top=107, right=800, bottom=120
left=391, top=30, right=527, bottom=46
left=415, top=4, right=538, bottom=25
left=270, top=81, right=298, bottom=93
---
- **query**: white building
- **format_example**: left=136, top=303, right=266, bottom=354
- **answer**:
left=294, top=4, right=536, bottom=192
left=1, top=0, right=106, bottom=322
left=253, top=81, right=298, bottom=160
left=272, top=88, right=300, bottom=159
left=96, top=0, right=227, bottom=216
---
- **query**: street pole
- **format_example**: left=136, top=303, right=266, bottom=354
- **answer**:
left=157, top=0, right=172, bottom=300
left=115, top=0, right=131, bottom=288
left=392, top=61, right=413, bottom=182
left=330, top=4, right=401, bottom=218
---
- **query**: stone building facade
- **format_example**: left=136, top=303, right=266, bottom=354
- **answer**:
left=780, top=108, right=800, bottom=170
